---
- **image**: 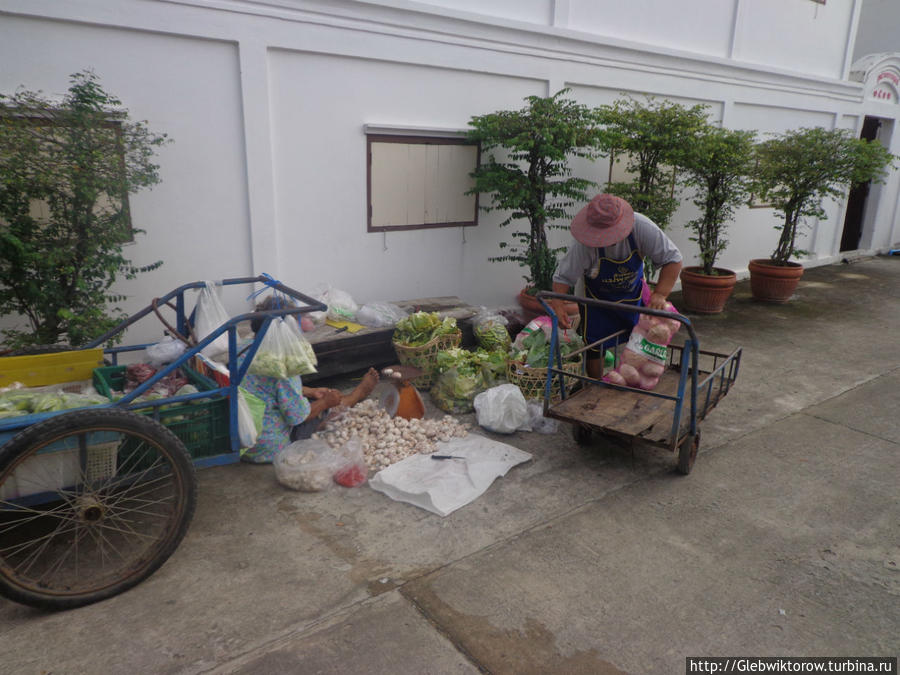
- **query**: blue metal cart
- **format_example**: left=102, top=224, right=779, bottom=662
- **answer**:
left=0, top=275, right=324, bottom=610
left=537, top=291, right=742, bottom=475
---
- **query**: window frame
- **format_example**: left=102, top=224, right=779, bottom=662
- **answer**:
left=365, top=132, right=480, bottom=233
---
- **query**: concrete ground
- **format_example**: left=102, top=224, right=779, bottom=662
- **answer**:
left=2, top=256, right=898, bottom=674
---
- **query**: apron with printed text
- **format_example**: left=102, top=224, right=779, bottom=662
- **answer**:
left=580, top=233, right=645, bottom=355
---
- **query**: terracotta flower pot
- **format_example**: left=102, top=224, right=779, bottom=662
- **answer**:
left=748, top=259, right=804, bottom=303
left=679, top=266, right=737, bottom=314
left=517, top=288, right=578, bottom=319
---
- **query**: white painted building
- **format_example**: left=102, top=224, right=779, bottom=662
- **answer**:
left=1, top=0, right=898, bottom=344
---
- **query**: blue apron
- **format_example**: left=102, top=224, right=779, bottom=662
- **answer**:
left=580, top=233, right=644, bottom=355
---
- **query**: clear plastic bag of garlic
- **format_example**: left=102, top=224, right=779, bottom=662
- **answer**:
left=311, top=399, right=469, bottom=472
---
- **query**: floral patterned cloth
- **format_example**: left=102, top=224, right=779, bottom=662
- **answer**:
left=238, top=364, right=311, bottom=464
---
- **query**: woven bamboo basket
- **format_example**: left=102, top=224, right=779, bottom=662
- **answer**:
left=392, top=329, right=462, bottom=389
left=507, top=358, right=581, bottom=403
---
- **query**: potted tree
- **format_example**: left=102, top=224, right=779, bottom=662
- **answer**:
left=677, top=124, right=756, bottom=313
left=466, top=89, right=605, bottom=312
left=749, top=127, right=895, bottom=302
left=0, top=71, right=167, bottom=348
left=595, top=95, right=708, bottom=280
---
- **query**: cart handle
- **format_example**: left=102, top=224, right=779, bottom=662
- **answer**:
left=83, top=275, right=325, bottom=349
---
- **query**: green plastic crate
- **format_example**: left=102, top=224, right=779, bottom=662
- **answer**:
left=93, top=365, right=231, bottom=460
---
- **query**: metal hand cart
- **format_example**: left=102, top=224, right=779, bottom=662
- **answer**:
left=537, top=292, right=742, bottom=475
left=0, top=276, right=324, bottom=610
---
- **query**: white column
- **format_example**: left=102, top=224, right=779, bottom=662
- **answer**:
left=237, top=38, right=280, bottom=279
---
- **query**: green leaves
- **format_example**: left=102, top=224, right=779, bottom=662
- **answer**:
left=679, top=125, right=756, bottom=275
left=467, top=89, right=605, bottom=291
left=597, top=96, right=709, bottom=232
left=0, top=71, right=168, bottom=348
left=751, top=127, right=895, bottom=264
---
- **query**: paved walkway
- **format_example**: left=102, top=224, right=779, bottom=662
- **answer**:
left=1, top=256, right=898, bottom=674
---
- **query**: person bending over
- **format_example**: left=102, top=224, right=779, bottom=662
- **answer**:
left=548, top=193, right=682, bottom=379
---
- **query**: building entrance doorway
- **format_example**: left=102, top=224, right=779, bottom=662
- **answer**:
left=840, top=116, right=883, bottom=252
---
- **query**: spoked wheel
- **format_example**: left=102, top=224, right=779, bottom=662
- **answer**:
left=676, top=431, right=701, bottom=475
left=0, top=409, right=196, bottom=610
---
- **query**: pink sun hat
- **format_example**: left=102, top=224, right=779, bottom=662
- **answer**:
left=570, top=194, right=635, bottom=248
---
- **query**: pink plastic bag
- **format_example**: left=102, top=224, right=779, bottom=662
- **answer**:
left=602, top=302, right=681, bottom=391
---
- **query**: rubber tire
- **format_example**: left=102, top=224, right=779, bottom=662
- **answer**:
left=0, top=409, right=197, bottom=610
left=676, top=431, right=700, bottom=475
left=573, top=424, right=593, bottom=446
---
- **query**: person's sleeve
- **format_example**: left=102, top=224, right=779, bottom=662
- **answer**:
left=275, top=375, right=311, bottom=426
left=553, top=239, right=592, bottom=287
left=634, top=214, right=683, bottom=266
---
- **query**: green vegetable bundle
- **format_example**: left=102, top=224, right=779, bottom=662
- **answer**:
left=431, top=347, right=508, bottom=413
left=0, top=389, right=110, bottom=417
left=474, top=319, right=511, bottom=352
left=393, top=312, right=458, bottom=347
left=509, top=329, right=584, bottom=368
left=249, top=317, right=318, bottom=379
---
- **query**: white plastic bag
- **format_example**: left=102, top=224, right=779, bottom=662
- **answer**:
left=145, top=335, right=187, bottom=367
left=356, top=302, right=408, bottom=328
left=526, top=400, right=559, bottom=434
left=274, top=438, right=342, bottom=492
left=473, top=384, right=530, bottom=434
left=237, top=388, right=265, bottom=450
left=369, top=434, right=532, bottom=516
left=249, top=317, right=317, bottom=379
left=324, top=287, right=359, bottom=322
left=194, top=281, right=231, bottom=358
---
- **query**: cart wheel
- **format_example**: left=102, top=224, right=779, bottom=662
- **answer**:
left=676, top=431, right=701, bottom=475
left=0, top=409, right=196, bottom=610
left=573, top=424, right=593, bottom=446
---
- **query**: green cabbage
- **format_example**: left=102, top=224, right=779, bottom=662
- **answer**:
left=393, top=312, right=457, bottom=347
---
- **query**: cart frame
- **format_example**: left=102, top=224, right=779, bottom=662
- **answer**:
left=536, top=291, right=741, bottom=473
left=0, top=274, right=326, bottom=461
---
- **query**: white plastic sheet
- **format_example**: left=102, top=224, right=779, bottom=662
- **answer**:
left=368, top=434, right=531, bottom=516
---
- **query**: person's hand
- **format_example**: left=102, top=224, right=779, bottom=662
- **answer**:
left=304, top=387, right=329, bottom=400
left=648, top=292, right=669, bottom=311
left=549, top=300, right=572, bottom=329
left=322, top=389, right=343, bottom=408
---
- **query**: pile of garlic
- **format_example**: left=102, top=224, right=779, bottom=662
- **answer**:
left=312, top=399, right=469, bottom=472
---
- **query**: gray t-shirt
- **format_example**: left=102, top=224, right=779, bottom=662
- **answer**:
left=553, top=212, right=683, bottom=288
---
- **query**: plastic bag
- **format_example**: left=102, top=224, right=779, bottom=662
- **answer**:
left=356, top=302, right=408, bottom=328
left=473, top=384, right=530, bottom=434
left=194, top=281, right=231, bottom=358
left=274, top=437, right=368, bottom=491
left=526, top=400, right=558, bottom=434
left=333, top=438, right=368, bottom=488
left=237, top=388, right=266, bottom=451
left=249, top=316, right=317, bottom=379
left=602, top=302, right=681, bottom=391
left=431, top=367, right=486, bottom=414
left=472, top=308, right=511, bottom=351
left=274, top=438, right=342, bottom=492
left=146, top=335, right=187, bottom=367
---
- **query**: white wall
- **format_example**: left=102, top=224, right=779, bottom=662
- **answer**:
left=853, top=0, right=900, bottom=60
left=1, top=0, right=892, bottom=347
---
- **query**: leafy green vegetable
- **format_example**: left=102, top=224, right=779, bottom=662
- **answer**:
left=431, top=347, right=508, bottom=413
left=393, top=312, right=458, bottom=347
left=510, top=329, right=584, bottom=367
left=475, top=320, right=511, bottom=351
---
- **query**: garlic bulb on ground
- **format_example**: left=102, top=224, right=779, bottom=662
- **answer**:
left=312, top=399, right=469, bottom=472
